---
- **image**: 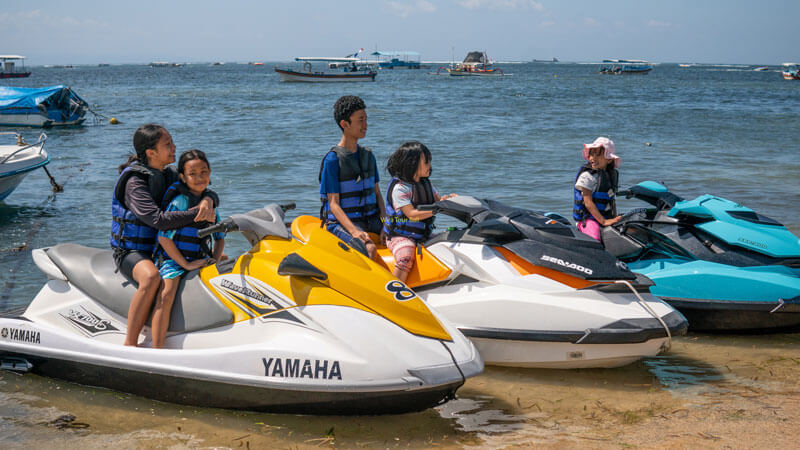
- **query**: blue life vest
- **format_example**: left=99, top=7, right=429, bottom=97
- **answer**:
left=383, top=177, right=435, bottom=241
left=318, top=145, right=379, bottom=227
left=572, top=164, right=618, bottom=222
left=110, top=163, right=171, bottom=252
left=156, top=181, right=215, bottom=261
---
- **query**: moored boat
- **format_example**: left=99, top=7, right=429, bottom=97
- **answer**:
left=600, top=59, right=653, bottom=75
left=782, top=63, right=800, bottom=80
left=0, top=132, right=49, bottom=201
left=0, top=55, right=31, bottom=79
left=275, top=57, right=377, bottom=82
left=0, top=85, right=88, bottom=127
left=437, top=51, right=506, bottom=77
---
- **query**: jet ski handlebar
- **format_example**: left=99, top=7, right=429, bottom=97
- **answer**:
left=197, top=219, right=237, bottom=239
left=196, top=203, right=296, bottom=240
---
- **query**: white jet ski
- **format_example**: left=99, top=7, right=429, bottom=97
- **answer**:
left=0, top=204, right=482, bottom=414
left=370, top=196, right=688, bottom=369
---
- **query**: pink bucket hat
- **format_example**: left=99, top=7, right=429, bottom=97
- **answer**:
left=582, top=137, right=620, bottom=168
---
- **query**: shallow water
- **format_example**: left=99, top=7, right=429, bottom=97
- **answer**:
left=1, top=62, right=799, bottom=447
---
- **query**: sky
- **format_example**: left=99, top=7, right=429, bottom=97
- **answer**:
left=2, top=1, right=798, bottom=65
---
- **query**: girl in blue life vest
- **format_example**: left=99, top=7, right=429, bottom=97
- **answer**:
left=112, top=124, right=218, bottom=347
left=573, top=137, right=623, bottom=241
left=151, top=149, right=226, bottom=348
left=384, top=141, right=455, bottom=282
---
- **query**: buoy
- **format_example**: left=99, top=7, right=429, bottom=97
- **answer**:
left=109, top=117, right=119, bottom=125
left=645, top=142, right=652, bottom=147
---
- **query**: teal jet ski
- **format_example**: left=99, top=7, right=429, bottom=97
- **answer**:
left=601, top=181, right=800, bottom=332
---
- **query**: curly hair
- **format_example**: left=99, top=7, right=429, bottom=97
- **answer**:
left=333, top=95, right=366, bottom=130
left=386, top=141, right=432, bottom=183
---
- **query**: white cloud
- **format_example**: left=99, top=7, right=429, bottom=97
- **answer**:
left=0, top=9, right=109, bottom=29
left=647, top=19, right=675, bottom=29
left=457, top=0, right=544, bottom=11
left=387, top=0, right=437, bottom=18
left=583, top=17, right=599, bottom=26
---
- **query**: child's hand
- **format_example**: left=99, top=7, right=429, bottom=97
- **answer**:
left=440, top=193, right=457, bottom=201
left=217, top=253, right=228, bottom=261
left=604, top=215, right=623, bottom=226
left=184, top=259, right=211, bottom=271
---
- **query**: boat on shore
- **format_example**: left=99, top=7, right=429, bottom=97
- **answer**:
left=0, top=132, right=49, bottom=201
left=600, top=59, right=653, bottom=75
left=0, top=55, right=31, bottom=79
left=437, top=51, right=506, bottom=77
left=0, top=85, right=88, bottom=127
left=782, top=63, right=800, bottom=80
left=275, top=57, right=377, bottom=82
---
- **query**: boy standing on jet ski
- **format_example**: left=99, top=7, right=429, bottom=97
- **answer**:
left=573, top=137, right=622, bottom=241
left=319, top=95, right=386, bottom=260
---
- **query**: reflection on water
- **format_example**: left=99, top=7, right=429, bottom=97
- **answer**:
left=643, top=356, right=725, bottom=392
left=437, top=395, right=527, bottom=434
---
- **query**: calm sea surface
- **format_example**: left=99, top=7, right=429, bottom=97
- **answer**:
left=1, top=63, right=799, bottom=447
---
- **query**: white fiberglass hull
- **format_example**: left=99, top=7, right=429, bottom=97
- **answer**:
left=0, top=112, right=85, bottom=127
left=0, top=245, right=482, bottom=414
left=0, top=133, right=49, bottom=201
left=275, top=68, right=376, bottom=82
left=418, top=242, right=686, bottom=369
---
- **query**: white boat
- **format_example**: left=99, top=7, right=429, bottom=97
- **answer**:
left=275, top=57, right=377, bottom=82
left=0, top=55, right=31, bottom=79
left=437, top=51, right=506, bottom=77
left=782, top=63, right=800, bottom=80
left=0, top=85, right=88, bottom=127
left=0, top=132, right=49, bottom=201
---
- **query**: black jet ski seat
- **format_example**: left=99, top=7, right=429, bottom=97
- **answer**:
left=43, top=244, right=234, bottom=333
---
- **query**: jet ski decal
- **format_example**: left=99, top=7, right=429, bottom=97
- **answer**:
left=59, top=306, right=121, bottom=337
left=540, top=255, right=594, bottom=275
left=262, top=357, right=342, bottom=380
left=1, top=327, right=41, bottom=344
left=211, top=276, right=296, bottom=318
left=386, top=280, right=417, bottom=301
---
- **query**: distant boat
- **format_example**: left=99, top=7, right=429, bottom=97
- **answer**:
left=753, top=66, right=769, bottom=71
left=0, top=55, right=31, bottom=79
left=0, top=85, right=88, bottom=127
left=600, top=59, right=653, bottom=75
left=0, top=132, right=49, bottom=201
left=371, top=51, right=429, bottom=69
left=437, top=51, right=507, bottom=77
left=532, top=57, right=558, bottom=63
left=98, top=63, right=110, bottom=67
left=274, top=57, right=377, bottom=82
left=149, top=61, right=183, bottom=67
left=781, top=63, right=800, bottom=80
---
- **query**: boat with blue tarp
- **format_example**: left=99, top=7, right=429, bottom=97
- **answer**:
left=0, top=85, right=88, bottom=127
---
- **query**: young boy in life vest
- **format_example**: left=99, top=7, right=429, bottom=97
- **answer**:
left=573, top=137, right=623, bottom=241
left=319, top=95, right=386, bottom=260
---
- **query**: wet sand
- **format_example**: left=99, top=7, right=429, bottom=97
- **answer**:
left=2, top=333, right=800, bottom=448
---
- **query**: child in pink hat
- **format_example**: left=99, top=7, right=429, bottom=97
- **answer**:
left=572, top=137, right=622, bottom=241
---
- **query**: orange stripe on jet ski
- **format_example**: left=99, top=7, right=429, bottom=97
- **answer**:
left=493, top=246, right=600, bottom=289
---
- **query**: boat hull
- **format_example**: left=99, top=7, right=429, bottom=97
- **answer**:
left=0, top=72, right=31, bottom=79
left=0, top=113, right=85, bottom=127
left=0, top=170, right=36, bottom=201
left=446, top=69, right=504, bottom=77
left=783, top=71, right=800, bottom=80
left=0, top=133, right=49, bottom=200
left=275, top=68, right=376, bottom=82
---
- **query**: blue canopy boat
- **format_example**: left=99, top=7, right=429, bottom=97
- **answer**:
left=0, top=85, right=88, bottom=127
left=600, top=59, right=653, bottom=75
left=371, top=51, right=428, bottom=69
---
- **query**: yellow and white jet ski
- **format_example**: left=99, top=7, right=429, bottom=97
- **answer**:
left=0, top=204, right=482, bottom=414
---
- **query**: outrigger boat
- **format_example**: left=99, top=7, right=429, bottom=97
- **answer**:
left=0, top=204, right=481, bottom=414
left=274, top=57, right=377, bottom=82
left=0, top=55, right=31, bottom=79
left=0, top=85, right=88, bottom=127
left=604, top=181, right=800, bottom=332
left=437, top=51, right=506, bottom=77
left=782, top=63, right=800, bottom=80
left=0, top=132, right=49, bottom=201
left=296, top=195, right=686, bottom=369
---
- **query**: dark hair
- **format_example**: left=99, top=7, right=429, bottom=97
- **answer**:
left=333, top=95, right=365, bottom=130
left=386, top=141, right=432, bottom=183
left=178, top=149, right=210, bottom=174
left=119, top=123, right=166, bottom=173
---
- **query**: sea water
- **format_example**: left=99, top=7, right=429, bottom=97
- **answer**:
left=0, top=62, right=799, bottom=447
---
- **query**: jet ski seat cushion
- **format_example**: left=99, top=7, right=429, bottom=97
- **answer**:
left=44, top=244, right=234, bottom=333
